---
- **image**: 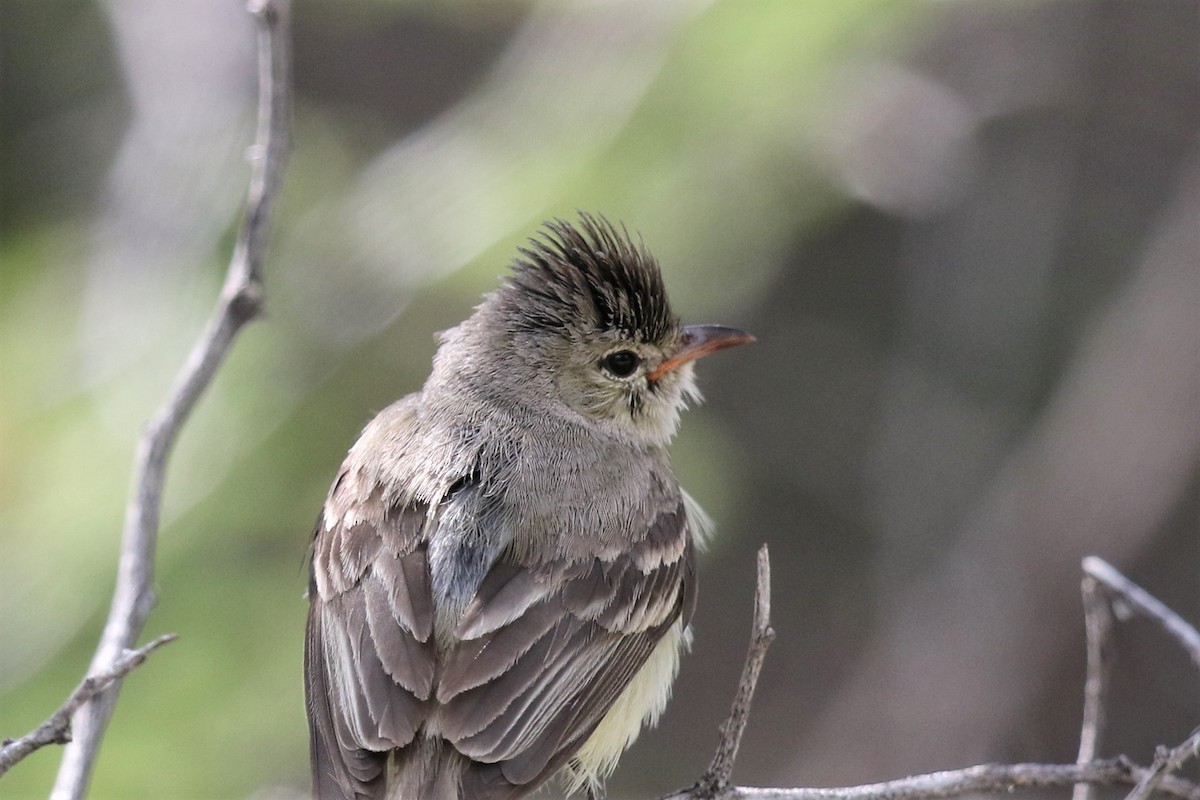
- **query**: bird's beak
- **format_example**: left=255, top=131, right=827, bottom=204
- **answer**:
left=647, top=324, right=755, bottom=382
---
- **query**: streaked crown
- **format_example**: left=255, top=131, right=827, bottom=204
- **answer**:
left=500, top=214, right=679, bottom=343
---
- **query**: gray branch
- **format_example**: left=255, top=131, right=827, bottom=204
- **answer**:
left=693, top=544, right=775, bottom=797
left=1072, top=557, right=1200, bottom=800
left=1075, top=557, right=1200, bottom=800
left=659, top=759, right=1200, bottom=800
left=1125, top=729, right=1200, bottom=800
left=45, top=3, right=292, bottom=798
left=1082, top=556, right=1200, bottom=671
left=658, top=553, right=1200, bottom=800
left=0, top=636, right=175, bottom=777
left=1073, top=574, right=1115, bottom=800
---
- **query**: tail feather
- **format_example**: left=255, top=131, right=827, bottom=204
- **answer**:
left=388, top=741, right=556, bottom=800
left=388, top=740, right=464, bottom=800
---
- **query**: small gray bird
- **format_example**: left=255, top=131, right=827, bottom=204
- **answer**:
left=305, top=214, right=753, bottom=800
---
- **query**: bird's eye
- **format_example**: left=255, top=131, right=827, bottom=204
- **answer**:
left=601, top=350, right=641, bottom=378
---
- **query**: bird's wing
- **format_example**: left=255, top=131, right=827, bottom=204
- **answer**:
left=306, top=471, right=437, bottom=800
left=436, top=500, right=698, bottom=796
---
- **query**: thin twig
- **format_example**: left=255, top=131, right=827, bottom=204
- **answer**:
left=691, top=545, right=775, bottom=798
left=0, top=636, right=176, bottom=777
left=1077, top=557, right=1200, bottom=800
left=659, top=759, right=1200, bottom=800
left=1124, top=729, right=1200, bottom=800
left=1073, top=575, right=1115, bottom=800
left=1082, top=556, right=1200, bottom=670
left=48, top=3, right=291, bottom=798
left=656, top=551, right=1200, bottom=800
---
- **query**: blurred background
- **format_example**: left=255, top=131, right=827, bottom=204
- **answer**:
left=3, top=0, right=1200, bottom=797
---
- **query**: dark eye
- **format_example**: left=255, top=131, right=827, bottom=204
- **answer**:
left=601, top=350, right=640, bottom=378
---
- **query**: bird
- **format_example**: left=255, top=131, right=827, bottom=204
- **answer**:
left=304, top=213, right=754, bottom=800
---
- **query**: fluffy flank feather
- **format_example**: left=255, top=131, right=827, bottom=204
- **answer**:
left=560, top=621, right=691, bottom=796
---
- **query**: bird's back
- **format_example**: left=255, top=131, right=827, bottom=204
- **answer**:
left=306, top=395, right=698, bottom=800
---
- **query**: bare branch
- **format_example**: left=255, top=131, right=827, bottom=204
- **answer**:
left=1073, top=575, right=1115, bottom=800
left=659, top=759, right=1200, bottom=800
left=48, top=3, right=291, bottom=798
left=1071, top=557, right=1200, bottom=800
left=691, top=544, right=774, bottom=797
left=0, top=636, right=175, bottom=777
left=655, top=550, right=1200, bottom=800
left=1082, top=556, right=1200, bottom=670
left=1124, top=729, right=1200, bottom=800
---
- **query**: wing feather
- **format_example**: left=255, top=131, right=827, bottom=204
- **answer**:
left=305, top=469, right=438, bottom=800
left=362, top=571, right=435, bottom=699
left=498, top=628, right=662, bottom=785
left=438, top=600, right=563, bottom=700
left=456, top=560, right=552, bottom=639
left=437, top=505, right=695, bottom=795
left=371, top=544, right=434, bottom=642
left=306, top=601, right=386, bottom=799
left=307, top=443, right=697, bottom=800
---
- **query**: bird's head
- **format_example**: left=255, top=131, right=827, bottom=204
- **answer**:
left=433, top=214, right=753, bottom=448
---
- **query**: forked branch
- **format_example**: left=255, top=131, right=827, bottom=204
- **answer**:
left=658, top=551, right=1200, bottom=800
left=19, top=2, right=293, bottom=798
left=0, top=636, right=175, bottom=778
